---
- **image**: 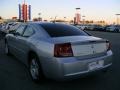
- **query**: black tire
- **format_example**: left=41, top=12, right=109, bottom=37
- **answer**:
left=115, top=29, right=119, bottom=32
left=5, top=41, right=10, bottom=55
left=28, top=53, right=44, bottom=82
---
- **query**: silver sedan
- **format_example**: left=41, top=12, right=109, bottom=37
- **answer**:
left=5, top=22, right=113, bottom=82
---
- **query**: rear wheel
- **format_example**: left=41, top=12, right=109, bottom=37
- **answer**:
left=115, top=29, right=119, bottom=32
left=29, top=54, right=44, bottom=82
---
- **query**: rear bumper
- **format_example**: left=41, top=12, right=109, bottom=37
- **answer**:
left=62, top=63, right=111, bottom=81
left=43, top=50, right=113, bottom=80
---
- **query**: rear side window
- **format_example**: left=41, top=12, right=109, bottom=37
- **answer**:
left=23, top=26, right=34, bottom=37
left=40, top=24, right=88, bottom=37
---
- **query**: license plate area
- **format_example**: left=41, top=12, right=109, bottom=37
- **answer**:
left=88, top=60, right=104, bottom=71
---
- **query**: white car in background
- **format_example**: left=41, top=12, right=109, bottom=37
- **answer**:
left=76, top=24, right=87, bottom=30
left=106, top=25, right=120, bottom=32
left=1, top=22, right=20, bottom=34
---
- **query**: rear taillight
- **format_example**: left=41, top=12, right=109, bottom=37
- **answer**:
left=54, top=43, right=73, bottom=57
left=106, top=41, right=111, bottom=51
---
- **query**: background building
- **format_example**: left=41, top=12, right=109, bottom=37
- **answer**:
left=74, top=8, right=81, bottom=24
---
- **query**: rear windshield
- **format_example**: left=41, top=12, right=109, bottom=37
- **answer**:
left=40, top=23, right=89, bottom=37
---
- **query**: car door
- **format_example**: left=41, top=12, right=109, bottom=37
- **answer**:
left=9, top=25, right=27, bottom=60
left=14, top=25, right=35, bottom=64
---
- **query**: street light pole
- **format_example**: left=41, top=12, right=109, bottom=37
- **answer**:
left=115, top=14, right=120, bottom=25
left=50, top=17, right=52, bottom=22
left=38, top=13, right=41, bottom=21
left=64, top=17, right=66, bottom=22
left=82, top=15, right=85, bottom=24
left=54, top=16, right=57, bottom=23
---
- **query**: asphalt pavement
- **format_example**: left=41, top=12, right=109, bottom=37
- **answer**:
left=0, top=31, right=120, bottom=90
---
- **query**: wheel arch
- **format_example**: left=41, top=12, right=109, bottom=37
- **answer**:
left=27, top=50, right=38, bottom=64
left=27, top=50, right=45, bottom=79
left=27, top=50, right=43, bottom=70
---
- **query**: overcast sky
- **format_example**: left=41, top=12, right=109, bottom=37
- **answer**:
left=0, top=0, right=120, bottom=23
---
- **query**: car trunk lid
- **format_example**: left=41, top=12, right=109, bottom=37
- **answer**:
left=52, top=36, right=107, bottom=57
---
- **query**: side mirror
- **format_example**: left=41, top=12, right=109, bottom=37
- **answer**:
left=15, top=32, right=21, bottom=36
left=9, top=30, right=15, bottom=34
left=12, top=32, right=20, bottom=36
left=23, top=35, right=29, bottom=37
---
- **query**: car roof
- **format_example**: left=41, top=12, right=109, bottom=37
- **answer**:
left=27, top=22, right=70, bottom=26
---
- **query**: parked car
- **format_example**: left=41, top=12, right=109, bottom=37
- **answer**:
left=75, top=24, right=96, bottom=31
left=1, top=22, right=20, bottom=34
left=75, top=24, right=87, bottom=30
left=8, top=22, right=21, bottom=33
left=5, top=22, right=113, bottom=82
left=93, top=25, right=105, bottom=31
left=0, top=24, right=2, bottom=30
left=0, top=24, right=7, bottom=37
left=0, top=24, right=6, bottom=31
left=106, top=25, right=120, bottom=32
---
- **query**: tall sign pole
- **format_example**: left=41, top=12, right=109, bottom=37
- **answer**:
left=19, top=0, right=31, bottom=22
left=18, top=4, right=21, bottom=20
left=28, top=5, right=31, bottom=20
